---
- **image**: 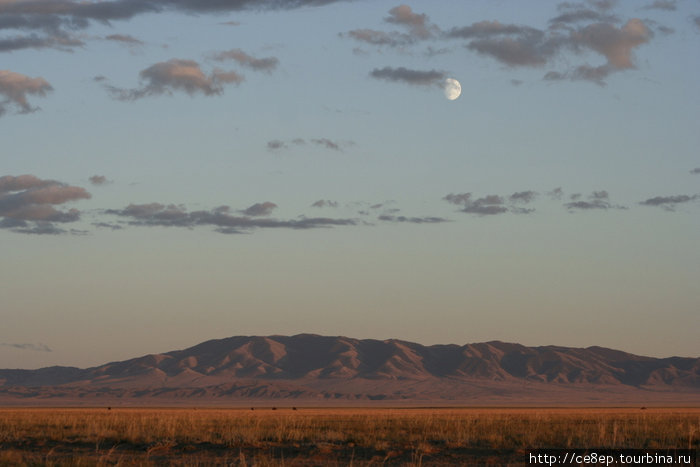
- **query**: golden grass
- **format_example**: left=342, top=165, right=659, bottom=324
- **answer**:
left=0, top=407, right=697, bottom=465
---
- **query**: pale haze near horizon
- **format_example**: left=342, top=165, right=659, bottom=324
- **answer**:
left=1, top=0, right=699, bottom=369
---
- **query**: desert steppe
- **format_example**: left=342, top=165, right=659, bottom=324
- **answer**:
left=1, top=407, right=697, bottom=465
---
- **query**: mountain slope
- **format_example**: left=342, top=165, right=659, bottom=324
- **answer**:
left=1, top=335, right=698, bottom=404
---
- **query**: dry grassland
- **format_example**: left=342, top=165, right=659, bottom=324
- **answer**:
left=0, top=407, right=697, bottom=465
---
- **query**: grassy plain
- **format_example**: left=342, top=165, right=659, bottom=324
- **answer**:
left=0, top=407, right=697, bottom=465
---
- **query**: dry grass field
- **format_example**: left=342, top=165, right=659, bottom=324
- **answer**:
left=0, top=407, right=697, bottom=465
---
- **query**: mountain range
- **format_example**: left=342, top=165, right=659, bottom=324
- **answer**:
left=1, top=335, right=698, bottom=405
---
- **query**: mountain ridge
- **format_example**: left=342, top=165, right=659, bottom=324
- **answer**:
left=1, top=334, right=698, bottom=404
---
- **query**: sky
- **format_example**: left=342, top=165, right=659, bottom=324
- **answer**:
left=1, top=0, right=699, bottom=369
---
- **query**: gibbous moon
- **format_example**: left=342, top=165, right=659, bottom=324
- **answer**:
left=444, top=78, right=461, bottom=101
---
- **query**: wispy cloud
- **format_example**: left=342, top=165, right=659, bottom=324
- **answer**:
left=311, top=200, right=339, bottom=208
left=106, top=59, right=243, bottom=100
left=210, top=49, right=279, bottom=72
left=564, top=190, right=626, bottom=211
left=0, top=342, right=52, bottom=352
left=89, top=175, right=108, bottom=186
left=378, top=215, right=449, bottom=224
left=639, top=194, right=699, bottom=211
left=0, top=70, right=53, bottom=116
left=370, top=67, right=445, bottom=86
left=443, top=191, right=537, bottom=215
left=267, top=138, right=350, bottom=152
left=105, top=202, right=356, bottom=234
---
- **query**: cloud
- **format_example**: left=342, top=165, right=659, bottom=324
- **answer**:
left=105, top=33, right=144, bottom=47
left=0, top=70, right=53, bottom=116
left=446, top=10, right=652, bottom=85
left=210, top=48, right=279, bottom=72
left=341, top=5, right=435, bottom=49
left=311, top=200, right=339, bottom=208
left=267, top=139, right=287, bottom=150
left=0, top=32, right=84, bottom=52
left=342, top=29, right=412, bottom=48
left=444, top=191, right=538, bottom=215
left=643, top=1, right=676, bottom=11
left=639, top=194, right=699, bottom=211
left=89, top=175, right=108, bottom=186
left=105, top=202, right=356, bottom=234
left=447, top=21, right=560, bottom=67
left=690, top=168, right=700, bottom=175
left=694, top=17, right=700, bottom=31
left=370, top=66, right=445, bottom=86
left=378, top=215, right=448, bottom=224
left=544, top=64, right=612, bottom=86
left=106, top=59, right=242, bottom=100
left=0, top=0, right=348, bottom=28
left=443, top=193, right=509, bottom=215
left=267, top=138, right=348, bottom=152
left=0, top=174, right=90, bottom=234
left=509, top=191, right=537, bottom=203
left=241, top=201, right=277, bottom=216
left=310, top=138, right=340, bottom=151
left=571, top=19, right=652, bottom=69
left=547, top=187, right=564, bottom=200
left=0, top=342, right=51, bottom=352
left=563, top=190, right=626, bottom=211
left=384, top=5, right=433, bottom=39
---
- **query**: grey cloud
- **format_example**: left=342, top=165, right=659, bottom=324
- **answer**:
left=267, top=137, right=348, bottom=151
left=443, top=192, right=509, bottom=216
left=0, top=70, right=53, bottom=116
left=370, top=66, right=445, bottom=86
left=343, top=29, right=412, bottom=47
left=0, top=32, right=83, bottom=52
left=509, top=191, right=537, bottom=203
left=694, top=17, right=700, bottom=31
left=639, top=194, right=699, bottom=210
left=105, top=202, right=356, bottom=233
left=643, top=1, right=676, bottom=11
left=447, top=21, right=542, bottom=39
left=241, top=201, right=277, bottom=217
left=211, top=48, right=279, bottom=72
left=311, top=138, right=340, bottom=151
left=106, top=59, right=241, bottom=100
left=565, top=200, right=610, bottom=210
left=549, top=9, right=618, bottom=25
left=444, top=191, right=538, bottom=215
left=564, top=191, right=625, bottom=210
left=690, top=168, right=700, bottom=175
left=446, top=11, right=652, bottom=85
left=443, top=192, right=473, bottom=205
left=267, top=139, right=287, bottom=150
left=0, top=174, right=90, bottom=234
left=378, top=215, right=449, bottom=224
left=93, top=221, right=123, bottom=230
left=311, top=199, right=338, bottom=208
left=544, top=64, right=612, bottom=86
left=105, top=33, right=143, bottom=46
left=0, top=0, right=348, bottom=29
left=548, top=187, right=564, bottom=200
left=89, top=175, right=108, bottom=185
left=0, top=342, right=52, bottom=352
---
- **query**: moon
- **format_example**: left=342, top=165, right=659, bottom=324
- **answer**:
left=443, top=78, right=461, bottom=101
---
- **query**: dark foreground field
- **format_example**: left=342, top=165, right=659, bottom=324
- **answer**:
left=0, top=407, right=697, bottom=466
